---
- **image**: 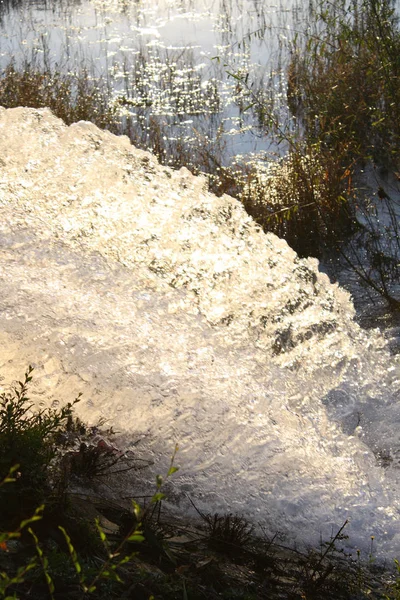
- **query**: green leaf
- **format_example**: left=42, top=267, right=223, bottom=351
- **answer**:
left=372, top=117, right=385, bottom=127
left=117, top=553, right=138, bottom=566
left=101, top=569, right=123, bottom=583
left=127, top=533, right=145, bottom=543
left=226, top=71, right=242, bottom=81
left=20, top=505, right=44, bottom=529
left=241, top=103, right=256, bottom=112
left=152, top=492, right=166, bottom=503
left=131, top=500, right=141, bottom=520
left=95, top=519, right=107, bottom=544
left=59, top=526, right=84, bottom=582
left=167, top=465, right=179, bottom=477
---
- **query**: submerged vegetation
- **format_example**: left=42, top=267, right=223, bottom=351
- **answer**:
left=0, top=368, right=399, bottom=599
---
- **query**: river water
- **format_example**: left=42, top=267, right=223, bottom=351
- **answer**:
left=1, top=104, right=400, bottom=558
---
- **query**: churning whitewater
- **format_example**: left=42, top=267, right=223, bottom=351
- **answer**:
left=0, top=107, right=400, bottom=555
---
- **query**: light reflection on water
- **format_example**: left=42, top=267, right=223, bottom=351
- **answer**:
left=0, top=0, right=300, bottom=158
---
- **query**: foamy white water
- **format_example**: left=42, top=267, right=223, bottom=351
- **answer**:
left=0, top=107, right=400, bottom=556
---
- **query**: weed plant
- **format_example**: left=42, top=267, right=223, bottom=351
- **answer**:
left=0, top=367, right=180, bottom=598
left=0, top=62, right=118, bottom=131
left=288, top=0, right=400, bottom=169
left=239, top=144, right=355, bottom=258
left=204, top=513, right=254, bottom=554
left=227, top=0, right=400, bottom=308
left=0, top=366, right=81, bottom=527
left=284, top=0, right=400, bottom=306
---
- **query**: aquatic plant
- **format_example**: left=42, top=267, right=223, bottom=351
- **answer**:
left=226, top=0, right=400, bottom=309
left=286, top=0, right=400, bottom=309
left=0, top=61, right=118, bottom=131
left=239, top=144, right=354, bottom=258
left=288, top=0, right=400, bottom=169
